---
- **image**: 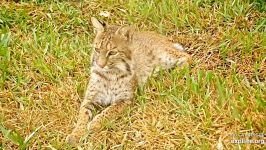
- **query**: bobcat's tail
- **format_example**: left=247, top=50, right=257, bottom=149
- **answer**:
left=173, top=43, right=185, bottom=51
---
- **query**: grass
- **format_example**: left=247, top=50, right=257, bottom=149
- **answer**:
left=0, top=0, right=265, bottom=149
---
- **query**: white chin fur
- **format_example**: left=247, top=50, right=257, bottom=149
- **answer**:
left=174, top=43, right=185, bottom=51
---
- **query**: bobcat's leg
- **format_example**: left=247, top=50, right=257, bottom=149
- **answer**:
left=174, top=52, right=192, bottom=67
left=66, top=96, right=99, bottom=145
left=87, top=100, right=132, bottom=132
left=160, top=48, right=192, bottom=70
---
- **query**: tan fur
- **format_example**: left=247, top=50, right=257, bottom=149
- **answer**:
left=129, top=31, right=191, bottom=84
left=66, top=17, right=191, bottom=145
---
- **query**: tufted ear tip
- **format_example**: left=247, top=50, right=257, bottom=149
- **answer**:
left=91, top=17, right=105, bottom=33
left=90, top=17, right=97, bottom=22
left=115, top=26, right=133, bottom=41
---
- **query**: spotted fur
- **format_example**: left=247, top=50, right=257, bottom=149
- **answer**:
left=66, top=17, right=191, bottom=145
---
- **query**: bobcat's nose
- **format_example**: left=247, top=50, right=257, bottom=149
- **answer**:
left=97, top=63, right=105, bottom=68
left=97, top=59, right=107, bottom=68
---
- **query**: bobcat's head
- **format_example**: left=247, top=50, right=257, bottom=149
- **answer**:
left=91, top=17, right=133, bottom=73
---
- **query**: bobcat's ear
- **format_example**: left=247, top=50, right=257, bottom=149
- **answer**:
left=115, top=26, right=133, bottom=41
left=91, top=17, right=105, bottom=34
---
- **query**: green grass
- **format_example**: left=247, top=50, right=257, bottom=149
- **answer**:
left=0, top=0, right=265, bottom=149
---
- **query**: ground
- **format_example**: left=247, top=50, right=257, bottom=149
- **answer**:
left=0, top=0, right=265, bottom=149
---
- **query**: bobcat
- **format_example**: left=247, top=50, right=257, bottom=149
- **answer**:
left=66, top=17, right=191, bottom=145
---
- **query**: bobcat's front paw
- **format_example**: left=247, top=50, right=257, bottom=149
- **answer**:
left=66, top=134, right=78, bottom=146
left=87, top=121, right=102, bottom=132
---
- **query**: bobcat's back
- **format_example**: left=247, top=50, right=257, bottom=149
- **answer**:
left=128, top=31, right=191, bottom=84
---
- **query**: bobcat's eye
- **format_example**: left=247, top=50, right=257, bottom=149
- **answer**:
left=94, top=48, right=100, bottom=53
left=108, top=51, right=118, bottom=56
